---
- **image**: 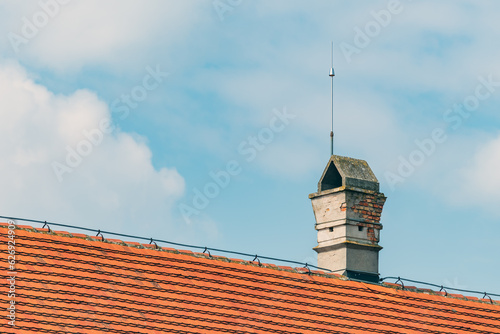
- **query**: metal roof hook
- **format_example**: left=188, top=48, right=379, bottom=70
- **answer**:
left=203, top=247, right=212, bottom=257
left=252, top=255, right=261, bottom=266
left=303, top=263, right=312, bottom=275
left=395, top=277, right=405, bottom=290
left=439, top=286, right=448, bottom=296
left=483, top=292, right=493, bottom=304
left=96, top=230, right=104, bottom=241
left=149, top=238, right=159, bottom=249
left=42, top=221, right=51, bottom=233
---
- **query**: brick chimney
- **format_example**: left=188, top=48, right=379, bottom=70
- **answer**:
left=309, top=155, right=386, bottom=282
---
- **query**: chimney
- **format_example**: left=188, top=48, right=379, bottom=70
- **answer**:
left=309, top=155, right=386, bottom=283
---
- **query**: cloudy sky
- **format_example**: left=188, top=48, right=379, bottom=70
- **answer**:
left=1, top=0, right=499, bottom=295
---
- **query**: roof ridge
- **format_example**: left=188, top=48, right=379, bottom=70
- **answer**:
left=0, top=222, right=343, bottom=278
left=1, top=221, right=498, bottom=306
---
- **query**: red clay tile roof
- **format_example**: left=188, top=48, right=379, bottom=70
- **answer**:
left=2, top=222, right=500, bottom=333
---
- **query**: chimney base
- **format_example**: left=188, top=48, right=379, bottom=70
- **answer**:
left=314, top=241, right=381, bottom=282
left=344, top=270, right=380, bottom=283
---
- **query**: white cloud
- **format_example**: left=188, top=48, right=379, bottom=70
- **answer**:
left=0, top=61, right=185, bottom=236
left=1, top=0, right=206, bottom=71
left=448, top=133, right=500, bottom=213
left=1, top=0, right=499, bottom=228
left=179, top=0, right=500, bottom=182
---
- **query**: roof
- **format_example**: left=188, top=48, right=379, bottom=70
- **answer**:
left=2, top=222, right=500, bottom=334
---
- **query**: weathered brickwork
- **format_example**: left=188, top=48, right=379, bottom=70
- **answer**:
left=350, top=192, right=386, bottom=244
left=351, top=193, right=386, bottom=224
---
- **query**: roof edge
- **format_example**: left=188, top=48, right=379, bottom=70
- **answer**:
left=1, top=222, right=498, bottom=306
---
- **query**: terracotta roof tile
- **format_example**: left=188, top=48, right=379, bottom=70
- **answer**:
left=16, top=224, right=34, bottom=230
left=1, top=223, right=500, bottom=333
left=162, top=246, right=179, bottom=252
left=70, top=232, right=88, bottom=238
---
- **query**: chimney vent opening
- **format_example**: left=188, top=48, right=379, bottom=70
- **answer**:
left=320, top=161, right=342, bottom=191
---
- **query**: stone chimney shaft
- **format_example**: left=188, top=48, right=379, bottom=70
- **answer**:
left=309, top=155, right=386, bottom=282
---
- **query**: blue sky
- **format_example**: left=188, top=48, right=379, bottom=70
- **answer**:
left=1, top=0, right=499, bottom=295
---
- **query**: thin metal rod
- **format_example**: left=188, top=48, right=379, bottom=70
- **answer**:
left=330, top=41, right=334, bottom=156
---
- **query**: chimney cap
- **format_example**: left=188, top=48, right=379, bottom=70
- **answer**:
left=317, top=155, right=379, bottom=192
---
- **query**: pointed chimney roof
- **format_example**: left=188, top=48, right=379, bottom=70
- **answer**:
left=317, top=155, right=379, bottom=193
